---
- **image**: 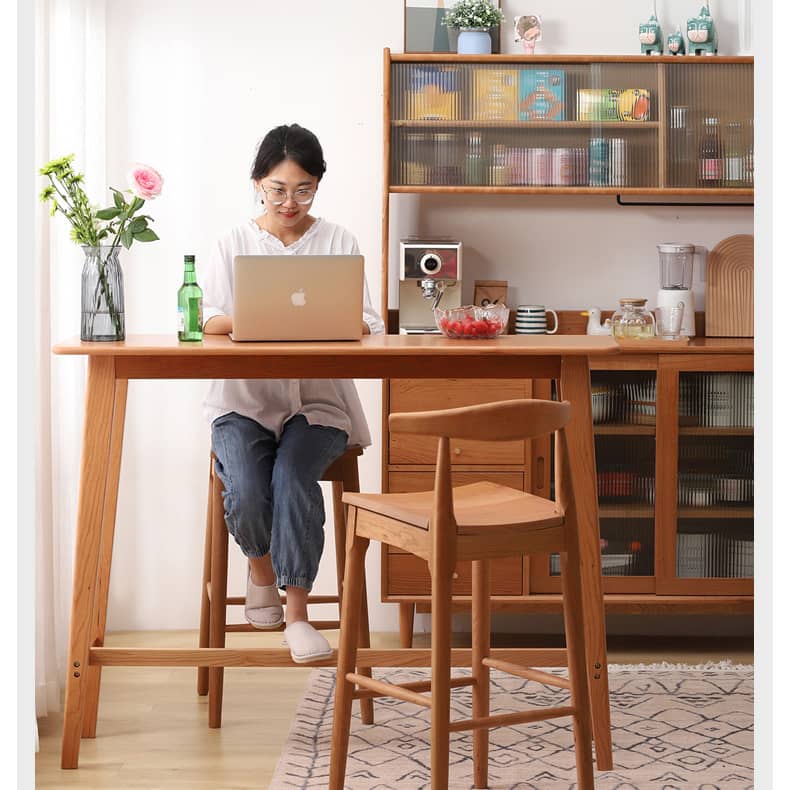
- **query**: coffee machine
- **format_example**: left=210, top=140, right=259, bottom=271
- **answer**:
left=399, top=239, right=463, bottom=333
left=656, top=242, right=705, bottom=337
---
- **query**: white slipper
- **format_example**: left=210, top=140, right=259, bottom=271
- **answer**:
left=244, top=572, right=284, bottom=630
left=284, top=621, right=333, bottom=664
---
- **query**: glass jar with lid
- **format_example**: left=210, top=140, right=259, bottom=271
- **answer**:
left=611, top=298, right=656, bottom=339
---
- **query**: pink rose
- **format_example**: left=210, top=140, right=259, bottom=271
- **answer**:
left=128, top=163, right=163, bottom=200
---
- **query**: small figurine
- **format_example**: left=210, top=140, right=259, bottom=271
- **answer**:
left=667, top=27, right=686, bottom=55
left=584, top=307, right=613, bottom=336
left=687, top=2, right=718, bottom=55
left=639, top=3, right=663, bottom=55
left=514, top=14, right=542, bottom=55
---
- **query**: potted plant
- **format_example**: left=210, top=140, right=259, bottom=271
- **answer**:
left=40, top=155, right=163, bottom=341
left=441, top=0, right=506, bottom=55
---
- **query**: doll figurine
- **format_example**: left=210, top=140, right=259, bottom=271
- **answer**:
left=639, top=12, right=663, bottom=55
left=687, top=3, right=718, bottom=55
left=667, top=27, right=686, bottom=55
left=514, top=15, right=542, bottom=54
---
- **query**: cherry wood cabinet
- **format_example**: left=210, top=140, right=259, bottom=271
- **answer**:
left=381, top=343, right=753, bottom=646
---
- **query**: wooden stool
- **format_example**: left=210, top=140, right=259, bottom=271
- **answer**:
left=330, top=400, right=608, bottom=790
left=198, top=445, right=374, bottom=728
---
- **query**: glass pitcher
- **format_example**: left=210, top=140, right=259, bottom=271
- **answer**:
left=611, top=298, right=656, bottom=339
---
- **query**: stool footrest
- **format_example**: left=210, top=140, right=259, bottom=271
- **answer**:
left=347, top=672, right=432, bottom=709
left=224, top=620, right=340, bottom=633
left=218, top=593, right=340, bottom=606
left=448, top=705, right=576, bottom=733
left=352, top=675, right=475, bottom=700
left=482, top=658, right=572, bottom=690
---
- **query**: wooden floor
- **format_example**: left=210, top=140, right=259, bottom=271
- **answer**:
left=36, top=629, right=753, bottom=789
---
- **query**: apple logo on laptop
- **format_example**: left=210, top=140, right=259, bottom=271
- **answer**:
left=291, top=288, right=307, bottom=307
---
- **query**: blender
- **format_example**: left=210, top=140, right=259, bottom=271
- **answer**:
left=656, top=243, right=704, bottom=337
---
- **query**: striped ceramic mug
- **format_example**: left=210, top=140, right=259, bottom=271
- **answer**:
left=515, top=305, right=559, bottom=334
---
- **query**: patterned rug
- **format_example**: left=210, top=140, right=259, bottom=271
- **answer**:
left=270, top=662, right=753, bottom=789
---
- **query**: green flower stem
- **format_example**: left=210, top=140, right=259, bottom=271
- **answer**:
left=88, top=253, right=122, bottom=338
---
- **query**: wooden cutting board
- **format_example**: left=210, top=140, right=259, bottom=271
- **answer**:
left=705, top=234, right=754, bottom=337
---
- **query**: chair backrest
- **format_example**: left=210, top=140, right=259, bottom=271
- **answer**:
left=389, top=398, right=571, bottom=442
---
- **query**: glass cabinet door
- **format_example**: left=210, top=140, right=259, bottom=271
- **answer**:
left=531, top=369, right=657, bottom=594
left=674, top=371, right=754, bottom=582
left=387, top=55, right=753, bottom=194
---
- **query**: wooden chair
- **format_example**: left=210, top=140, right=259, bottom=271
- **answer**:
left=330, top=399, right=607, bottom=790
left=198, top=446, right=374, bottom=728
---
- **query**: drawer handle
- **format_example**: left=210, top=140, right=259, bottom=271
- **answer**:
left=536, top=455, right=545, bottom=490
left=454, top=447, right=462, bottom=456
left=452, top=571, right=459, bottom=580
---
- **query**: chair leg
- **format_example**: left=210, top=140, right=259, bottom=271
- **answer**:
left=471, top=559, right=491, bottom=789
left=329, top=508, right=369, bottom=790
left=335, top=461, right=374, bottom=725
left=208, top=471, right=229, bottom=729
left=430, top=557, right=454, bottom=790
left=399, top=602, right=415, bottom=648
left=560, top=549, right=595, bottom=790
left=197, top=461, right=214, bottom=697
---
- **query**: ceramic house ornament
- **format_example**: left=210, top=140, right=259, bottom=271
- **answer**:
left=639, top=3, right=663, bottom=55
left=667, top=27, right=686, bottom=55
left=687, top=3, right=718, bottom=55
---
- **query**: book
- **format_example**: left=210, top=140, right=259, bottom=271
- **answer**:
left=473, top=68, right=518, bottom=121
left=518, top=69, right=565, bottom=121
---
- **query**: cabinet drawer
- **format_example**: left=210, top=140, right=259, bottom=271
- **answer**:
left=388, top=471, right=524, bottom=496
left=389, top=379, right=527, bottom=465
left=387, top=554, right=523, bottom=596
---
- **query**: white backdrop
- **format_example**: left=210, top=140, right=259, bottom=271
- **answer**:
left=46, top=0, right=756, bottom=644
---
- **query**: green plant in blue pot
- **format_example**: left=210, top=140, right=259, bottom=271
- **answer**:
left=442, top=0, right=506, bottom=55
left=687, top=2, right=718, bottom=55
left=638, top=3, right=664, bottom=56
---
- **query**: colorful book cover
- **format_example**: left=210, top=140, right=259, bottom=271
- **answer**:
left=405, top=66, right=460, bottom=120
left=472, top=68, right=518, bottom=121
left=519, top=69, right=565, bottom=121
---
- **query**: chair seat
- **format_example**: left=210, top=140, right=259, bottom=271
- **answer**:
left=343, top=481, right=564, bottom=535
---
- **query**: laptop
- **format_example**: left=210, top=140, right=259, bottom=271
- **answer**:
left=230, top=254, right=364, bottom=341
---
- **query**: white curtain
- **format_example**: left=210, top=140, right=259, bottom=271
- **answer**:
left=35, top=0, right=107, bottom=724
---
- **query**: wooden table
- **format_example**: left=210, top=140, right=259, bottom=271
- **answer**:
left=53, top=334, right=619, bottom=770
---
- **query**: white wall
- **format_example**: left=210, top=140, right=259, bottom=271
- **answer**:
left=65, top=0, right=753, bottom=633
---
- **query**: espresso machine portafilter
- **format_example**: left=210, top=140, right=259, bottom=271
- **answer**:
left=399, top=240, right=463, bottom=333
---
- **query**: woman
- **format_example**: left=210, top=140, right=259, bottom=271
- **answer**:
left=202, top=124, right=385, bottom=664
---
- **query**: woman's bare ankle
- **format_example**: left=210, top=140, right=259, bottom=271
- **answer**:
left=248, top=555, right=276, bottom=586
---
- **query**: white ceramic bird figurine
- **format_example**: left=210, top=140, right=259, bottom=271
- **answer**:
left=583, top=307, right=613, bottom=336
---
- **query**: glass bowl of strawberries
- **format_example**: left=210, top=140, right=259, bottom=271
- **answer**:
left=434, top=303, right=509, bottom=339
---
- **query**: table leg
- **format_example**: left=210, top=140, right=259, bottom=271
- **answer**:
left=61, top=357, right=118, bottom=769
left=81, top=379, right=128, bottom=738
left=559, top=355, right=613, bottom=771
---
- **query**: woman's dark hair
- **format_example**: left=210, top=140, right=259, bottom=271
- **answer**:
left=251, top=124, right=327, bottom=182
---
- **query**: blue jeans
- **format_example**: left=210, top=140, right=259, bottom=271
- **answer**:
left=211, top=412, right=349, bottom=592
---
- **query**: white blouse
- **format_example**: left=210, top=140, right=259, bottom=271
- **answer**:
left=201, top=217, right=385, bottom=447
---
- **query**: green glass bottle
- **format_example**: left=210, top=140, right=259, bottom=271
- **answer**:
left=177, top=254, right=203, bottom=341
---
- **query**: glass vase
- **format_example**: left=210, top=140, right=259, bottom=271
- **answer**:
left=81, top=245, right=125, bottom=341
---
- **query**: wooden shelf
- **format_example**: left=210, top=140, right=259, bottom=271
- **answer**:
left=679, top=426, right=753, bottom=436
left=389, top=53, right=754, bottom=65
left=677, top=507, right=754, bottom=519
left=599, top=504, right=654, bottom=518
left=387, top=594, right=754, bottom=615
left=392, top=120, right=660, bottom=129
left=388, top=185, right=753, bottom=196
left=594, top=425, right=656, bottom=435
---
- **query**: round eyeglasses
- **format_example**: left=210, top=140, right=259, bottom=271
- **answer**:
left=261, top=186, right=316, bottom=206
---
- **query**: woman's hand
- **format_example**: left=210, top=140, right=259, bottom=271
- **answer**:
left=362, top=322, right=370, bottom=335
left=204, top=315, right=233, bottom=335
